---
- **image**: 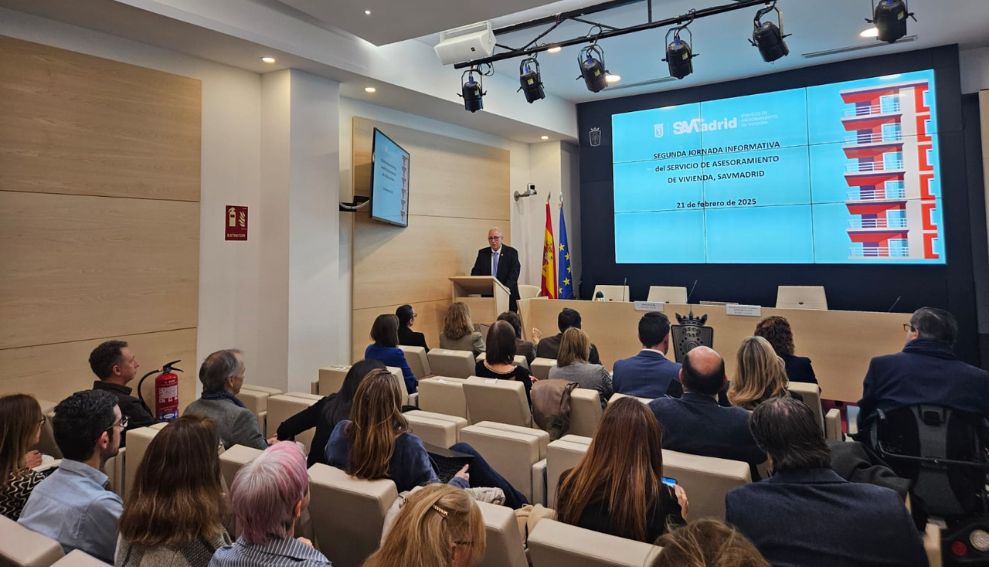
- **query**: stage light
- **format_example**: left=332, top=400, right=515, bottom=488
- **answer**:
left=750, top=2, right=789, bottom=62
left=577, top=44, right=609, bottom=92
left=459, top=69, right=485, bottom=113
left=518, top=57, right=545, bottom=103
left=663, top=16, right=696, bottom=79
left=869, top=0, right=913, bottom=43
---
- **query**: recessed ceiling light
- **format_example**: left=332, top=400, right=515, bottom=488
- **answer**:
left=364, top=86, right=377, bottom=93
left=605, top=73, right=621, bottom=84
left=364, top=9, right=371, bottom=15
left=540, top=135, right=549, bottom=140
left=547, top=46, right=562, bottom=54
left=860, top=27, right=879, bottom=38
left=261, top=56, right=276, bottom=64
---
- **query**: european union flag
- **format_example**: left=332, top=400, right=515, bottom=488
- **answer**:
left=558, top=203, right=574, bottom=299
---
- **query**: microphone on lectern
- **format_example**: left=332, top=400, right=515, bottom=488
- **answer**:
left=887, top=295, right=903, bottom=312
left=686, top=280, right=699, bottom=304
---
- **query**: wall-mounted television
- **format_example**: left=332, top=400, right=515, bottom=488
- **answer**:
left=370, top=128, right=410, bottom=227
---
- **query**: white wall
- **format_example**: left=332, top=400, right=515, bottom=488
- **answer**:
left=961, top=47, right=989, bottom=94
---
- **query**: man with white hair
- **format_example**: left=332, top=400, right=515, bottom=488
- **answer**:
left=470, top=227, right=522, bottom=312
left=183, top=349, right=267, bottom=450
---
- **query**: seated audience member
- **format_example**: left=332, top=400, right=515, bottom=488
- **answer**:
left=117, top=416, right=230, bottom=567
left=274, top=359, right=386, bottom=466
left=326, top=369, right=527, bottom=509
left=210, top=442, right=329, bottom=567
left=649, top=346, right=767, bottom=480
left=365, top=313, right=418, bottom=395
left=728, top=337, right=791, bottom=411
left=497, top=311, right=538, bottom=365
left=557, top=398, right=687, bottom=542
left=612, top=312, right=683, bottom=399
left=439, top=302, right=485, bottom=356
left=535, top=308, right=602, bottom=364
left=0, top=394, right=47, bottom=520
left=365, top=484, right=486, bottom=567
left=858, top=307, right=989, bottom=430
left=396, top=304, right=430, bottom=352
left=183, top=349, right=267, bottom=450
left=726, top=397, right=927, bottom=567
left=754, top=316, right=817, bottom=385
left=654, top=519, right=770, bottom=567
left=89, top=340, right=156, bottom=443
left=19, top=390, right=123, bottom=562
left=548, top=327, right=613, bottom=405
left=474, top=321, right=533, bottom=404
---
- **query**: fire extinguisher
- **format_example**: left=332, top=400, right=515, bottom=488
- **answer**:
left=137, top=360, right=183, bottom=422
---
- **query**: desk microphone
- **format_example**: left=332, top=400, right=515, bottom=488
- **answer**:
left=622, top=276, right=628, bottom=302
left=686, top=279, right=699, bottom=304
left=595, top=291, right=604, bottom=301
left=887, top=295, right=902, bottom=312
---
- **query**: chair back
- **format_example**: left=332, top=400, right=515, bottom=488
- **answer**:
left=219, top=444, right=263, bottom=493
left=477, top=352, right=529, bottom=369
left=518, top=284, right=541, bottom=299
left=568, top=389, right=603, bottom=437
left=607, top=392, right=653, bottom=405
left=776, top=285, right=828, bottom=310
left=318, top=365, right=351, bottom=396
left=123, top=422, right=168, bottom=497
left=237, top=385, right=283, bottom=436
left=426, top=349, right=475, bottom=378
left=530, top=357, right=557, bottom=381
left=463, top=377, right=531, bottom=427
left=528, top=519, right=663, bottom=567
left=459, top=421, right=549, bottom=503
left=0, top=514, right=65, bottom=567
left=51, top=550, right=111, bottom=566
left=788, top=381, right=824, bottom=430
left=663, top=449, right=751, bottom=520
left=592, top=285, right=630, bottom=302
left=404, top=410, right=468, bottom=448
left=476, top=500, right=528, bottom=567
left=267, top=393, right=321, bottom=454
left=546, top=434, right=592, bottom=509
left=398, top=345, right=430, bottom=378
left=36, top=399, right=62, bottom=459
left=416, top=376, right=469, bottom=419
left=646, top=286, right=688, bottom=304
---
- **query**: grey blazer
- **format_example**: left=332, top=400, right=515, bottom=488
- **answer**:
left=183, top=398, right=267, bottom=450
left=439, top=331, right=486, bottom=357
left=549, top=362, right=613, bottom=405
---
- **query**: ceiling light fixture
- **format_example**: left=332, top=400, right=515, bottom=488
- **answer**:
left=868, top=0, right=915, bottom=43
left=260, top=56, right=276, bottom=64
left=541, top=135, right=549, bottom=140
left=577, top=42, right=609, bottom=92
left=663, top=11, right=696, bottom=79
left=750, top=1, right=789, bottom=62
left=364, top=86, right=377, bottom=93
left=518, top=57, right=545, bottom=103
left=364, top=9, right=371, bottom=16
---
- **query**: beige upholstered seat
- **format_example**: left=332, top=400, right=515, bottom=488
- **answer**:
left=789, top=381, right=824, bottom=431
left=646, top=286, right=688, bottom=304
left=404, top=410, right=467, bottom=448
left=518, top=284, right=541, bottom=299
left=237, top=385, right=284, bottom=435
left=267, top=393, right=322, bottom=454
left=776, top=285, right=828, bottom=310
left=219, top=444, right=263, bottom=492
left=459, top=421, right=549, bottom=503
left=462, top=377, right=531, bottom=427
left=51, top=550, right=111, bottom=566
left=426, top=349, right=476, bottom=378
left=528, top=519, right=663, bottom=567
left=608, top=392, right=653, bottom=405
left=0, top=514, right=66, bottom=567
left=416, top=376, right=469, bottom=419
left=123, top=422, right=168, bottom=497
left=924, top=522, right=942, bottom=567
left=568, top=388, right=603, bottom=438
left=384, top=366, right=411, bottom=407
left=476, top=500, right=528, bottom=567
left=663, top=449, right=750, bottom=520
left=308, top=464, right=398, bottom=567
left=825, top=408, right=843, bottom=442
left=398, top=345, right=431, bottom=378
left=36, top=399, right=62, bottom=459
left=476, top=352, right=530, bottom=370
left=318, top=365, right=352, bottom=396
left=546, top=434, right=592, bottom=509
left=530, top=358, right=557, bottom=381
left=103, top=449, right=125, bottom=498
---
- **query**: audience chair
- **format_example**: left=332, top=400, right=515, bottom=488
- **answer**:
left=463, top=377, right=531, bottom=427
left=568, top=388, right=603, bottom=438
left=608, top=392, right=653, bottom=405
left=398, top=345, right=431, bottom=379
left=530, top=357, right=557, bottom=381
left=476, top=500, right=528, bottom=567
left=825, top=408, right=843, bottom=442
left=546, top=434, right=592, bottom=509
left=237, top=384, right=284, bottom=435
left=51, top=550, right=111, bottom=566
left=776, top=285, right=828, bottom=310
left=0, top=514, right=65, bottom=567
left=416, top=376, right=469, bottom=419
left=308, top=464, right=398, bottom=567
left=593, top=285, right=631, bottom=302
left=103, top=449, right=125, bottom=499
left=518, top=284, right=541, bottom=299
left=404, top=410, right=468, bottom=448
left=460, top=421, right=549, bottom=504
left=476, top=352, right=530, bottom=369
left=382, top=366, right=412, bottom=407
left=646, top=286, right=688, bottom=304
left=318, top=364, right=351, bottom=396
left=219, top=444, right=263, bottom=492
left=528, top=519, right=663, bottom=567
left=267, top=393, right=322, bottom=454
left=426, top=348, right=475, bottom=378
left=663, top=449, right=751, bottom=520
left=123, top=422, right=168, bottom=497
left=36, top=399, right=62, bottom=459
left=789, top=381, right=824, bottom=431
left=924, top=522, right=942, bottom=567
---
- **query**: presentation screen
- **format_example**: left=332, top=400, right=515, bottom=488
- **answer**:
left=370, top=128, right=410, bottom=227
left=612, top=69, right=944, bottom=264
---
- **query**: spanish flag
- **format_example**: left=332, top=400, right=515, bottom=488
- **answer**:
left=540, top=196, right=557, bottom=299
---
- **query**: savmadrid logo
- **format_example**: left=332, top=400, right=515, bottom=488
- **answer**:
left=672, top=117, right=739, bottom=135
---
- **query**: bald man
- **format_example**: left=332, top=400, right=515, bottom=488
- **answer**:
left=470, top=227, right=521, bottom=312
left=648, top=346, right=767, bottom=479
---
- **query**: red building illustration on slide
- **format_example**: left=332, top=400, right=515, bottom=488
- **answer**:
left=840, top=79, right=939, bottom=259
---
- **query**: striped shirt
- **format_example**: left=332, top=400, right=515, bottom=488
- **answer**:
left=209, top=536, right=331, bottom=567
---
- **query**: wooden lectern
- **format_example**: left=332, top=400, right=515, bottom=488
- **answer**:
left=450, top=276, right=509, bottom=325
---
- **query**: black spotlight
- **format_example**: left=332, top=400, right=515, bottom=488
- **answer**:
left=750, top=2, right=789, bottom=62
left=663, top=19, right=696, bottom=79
left=577, top=44, right=608, bottom=93
left=870, top=0, right=913, bottom=43
left=459, top=69, right=485, bottom=113
left=518, top=57, right=545, bottom=103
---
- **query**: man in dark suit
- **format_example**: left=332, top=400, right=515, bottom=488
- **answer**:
left=470, top=227, right=521, bottom=312
left=727, top=397, right=927, bottom=567
left=612, top=312, right=683, bottom=398
left=649, top=346, right=766, bottom=479
left=858, top=307, right=989, bottom=430
left=535, top=307, right=602, bottom=364
left=396, top=304, right=429, bottom=352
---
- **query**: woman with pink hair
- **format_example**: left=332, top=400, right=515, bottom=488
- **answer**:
left=209, top=442, right=329, bottom=566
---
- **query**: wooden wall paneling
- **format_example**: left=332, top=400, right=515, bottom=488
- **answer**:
left=351, top=299, right=450, bottom=363
left=0, top=192, right=200, bottom=350
left=0, top=36, right=201, bottom=201
left=0, top=328, right=198, bottom=412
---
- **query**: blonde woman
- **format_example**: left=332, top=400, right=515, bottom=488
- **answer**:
left=728, top=336, right=790, bottom=410
left=440, top=303, right=485, bottom=356
left=365, top=485, right=486, bottom=567
left=548, top=328, right=613, bottom=405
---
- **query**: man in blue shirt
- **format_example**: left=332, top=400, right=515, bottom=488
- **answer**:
left=19, top=390, right=124, bottom=563
left=612, top=312, right=683, bottom=398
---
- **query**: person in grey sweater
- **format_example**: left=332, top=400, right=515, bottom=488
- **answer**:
left=183, top=349, right=267, bottom=450
left=549, top=327, right=613, bottom=406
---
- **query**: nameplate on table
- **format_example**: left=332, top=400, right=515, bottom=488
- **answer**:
left=633, top=301, right=666, bottom=312
left=726, top=304, right=762, bottom=317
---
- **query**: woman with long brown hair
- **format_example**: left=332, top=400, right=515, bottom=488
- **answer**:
left=655, top=520, right=770, bottom=567
left=0, top=394, right=46, bottom=520
left=365, top=484, right=486, bottom=567
left=117, top=415, right=230, bottom=567
left=754, top=316, right=817, bottom=385
left=439, top=302, right=485, bottom=356
left=556, top=397, right=687, bottom=542
left=728, top=336, right=791, bottom=410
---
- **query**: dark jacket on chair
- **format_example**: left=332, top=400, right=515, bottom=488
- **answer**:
left=612, top=350, right=683, bottom=399
left=782, top=354, right=817, bottom=385
left=536, top=334, right=601, bottom=365
left=398, top=325, right=429, bottom=352
left=470, top=245, right=521, bottom=312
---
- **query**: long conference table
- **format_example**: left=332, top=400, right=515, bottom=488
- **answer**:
left=518, top=298, right=910, bottom=403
